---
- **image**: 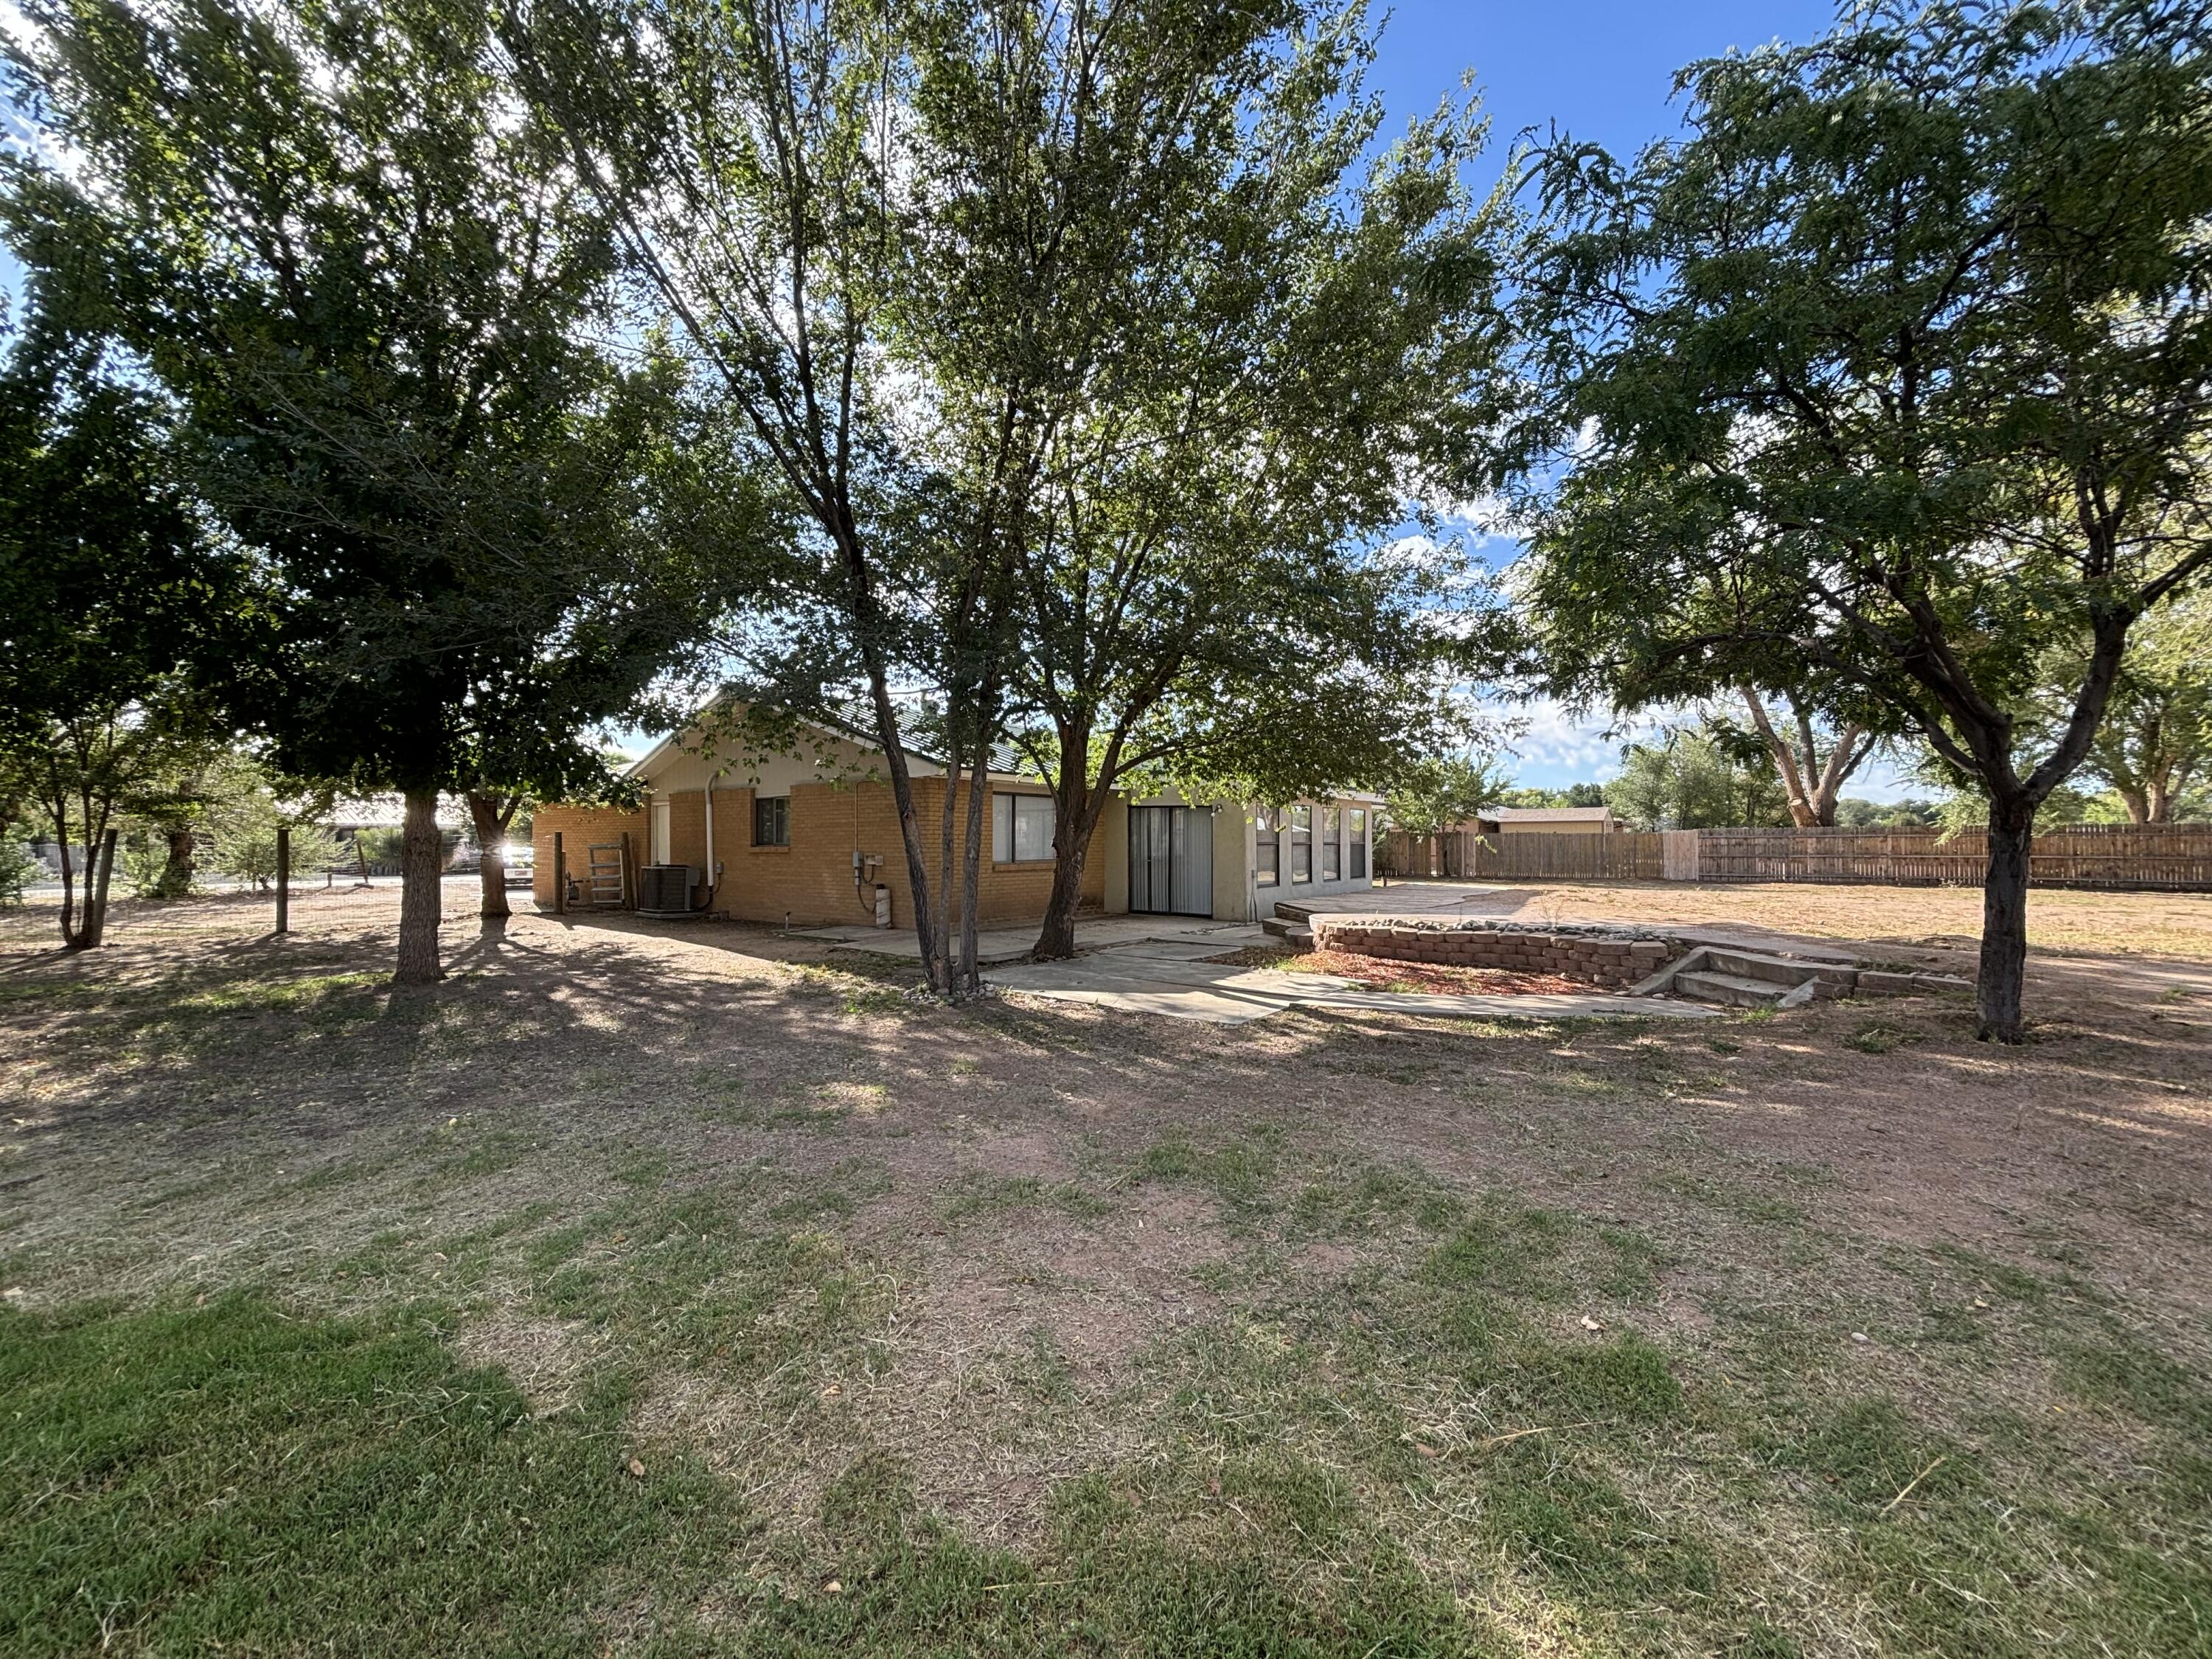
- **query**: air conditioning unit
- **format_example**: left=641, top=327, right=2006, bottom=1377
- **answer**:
left=635, top=863, right=699, bottom=918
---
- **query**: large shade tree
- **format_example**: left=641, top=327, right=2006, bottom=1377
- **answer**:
left=2038, top=594, right=2211, bottom=821
left=509, top=0, right=1003, bottom=995
left=912, top=2, right=1510, bottom=959
left=1504, top=0, right=2212, bottom=1040
left=0, top=323, right=241, bottom=950
left=4, top=0, right=742, bottom=981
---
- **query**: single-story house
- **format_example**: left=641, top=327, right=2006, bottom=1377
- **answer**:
left=530, top=706, right=1380, bottom=928
left=1472, top=805, right=1618, bottom=835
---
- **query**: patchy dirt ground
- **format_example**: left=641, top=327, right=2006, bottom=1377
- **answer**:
left=4, top=882, right=2211, bottom=1656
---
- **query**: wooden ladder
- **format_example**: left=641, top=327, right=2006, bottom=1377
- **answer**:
left=585, top=842, right=627, bottom=908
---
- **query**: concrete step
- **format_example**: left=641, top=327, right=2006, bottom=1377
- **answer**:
left=1272, top=901, right=1318, bottom=924
left=1261, top=915, right=1315, bottom=947
left=1704, top=947, right=1855, bottom=995
left=1674, top=969, right=1791, bottom=1009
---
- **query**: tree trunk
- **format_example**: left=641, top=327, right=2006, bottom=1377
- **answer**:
left=862, top=675, right=948, bottom=995
left=1977, top=805, right=2034, bottom=1044
left=1806, top=726, right=1868, bottom=827
left=82, top=828, right=118, bottom=948
left=959, top=742, right=988, bottom=995
left=935, top=744, right=959, bottom=988
left=158, top=827, right=197, bottom=897
left=1032, top=771, right=1094, bottom=962
left=468, top=792, right=510, bottom=922
left=54, top=814, right=80, bottom=950
left=394, top=790, right=447, bottom=985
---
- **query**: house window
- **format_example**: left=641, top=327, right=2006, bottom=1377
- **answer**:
left=992, top=793, right=1055, bottom=863
left=753, top=795, right=790, bottom=847
left=1290, top=804, right=1312, bottom=883
left=1253, top=807, right=1280, bottom=886
left=1322, top=807, right=1341, bottom=881
left=1349, top=809, right=1368, bottom=879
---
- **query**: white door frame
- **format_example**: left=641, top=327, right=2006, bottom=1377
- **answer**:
left=650, top=797, right=671, bottom=865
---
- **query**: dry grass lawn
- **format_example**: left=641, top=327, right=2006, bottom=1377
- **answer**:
left=1434, top=877, right=2212, bottom=961
left=3, top=881, right=2209, bottom=1657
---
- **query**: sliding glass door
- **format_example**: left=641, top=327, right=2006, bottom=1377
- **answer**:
left=1127, top=806, right=1214, bottom=916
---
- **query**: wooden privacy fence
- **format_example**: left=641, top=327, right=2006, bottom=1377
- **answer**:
left=1386, top=823, right=2212, bottom=891
left=1687, top=824, right=2212, bottom=890
left=1387, top=829, right=1664, bottom=881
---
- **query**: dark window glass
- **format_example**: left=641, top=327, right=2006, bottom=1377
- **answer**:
left=1290, top=805, right=1312, bottom=883
left=754, top=795, right=790, bottom=846
left=1323, top=807, right=1341, bottom=880
left=992, top=793, right=1055, bottom=862
left=1349, top=809, right=1368, bottom=879
left=1254, top=808, right=1279, bottom=886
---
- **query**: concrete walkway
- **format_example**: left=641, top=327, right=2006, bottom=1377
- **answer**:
left=796, top=914, right=1263, bottom=967
left=984, top=939, right=1720, bottom=1026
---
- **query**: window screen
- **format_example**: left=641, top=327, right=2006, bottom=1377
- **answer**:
left=1349, top=809, right=1368, bottom=878
left=1253, top=807, right=1279, bottom=886
left=992, top=793, right=1055, bottom=863
left=1290, top=805, right=1312, bottom=883
left=753, top=795, right=790, bottom=846
left=1322, top=807, right=1341, bottom=881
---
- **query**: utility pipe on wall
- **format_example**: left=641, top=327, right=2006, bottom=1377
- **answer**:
left=703, top=782, right=715, bottom=905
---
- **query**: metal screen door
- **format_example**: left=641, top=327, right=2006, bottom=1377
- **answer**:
left=1127, top=805, right=1214, bottom=916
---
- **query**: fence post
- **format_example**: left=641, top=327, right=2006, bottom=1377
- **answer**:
left=276, top=824, right=290, bottom=936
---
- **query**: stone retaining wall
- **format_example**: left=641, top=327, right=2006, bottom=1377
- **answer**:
left=1312, top=921, right=1674, bottom=987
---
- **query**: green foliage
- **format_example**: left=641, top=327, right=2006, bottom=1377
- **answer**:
left=1495, top=782, right=1608, bottom=810
left=1835, top=797, right=1940, bottom=830
left=2050, top=591, right=2212, bottom=821
left=0, top=835, right=37, bottom=905
left=958, top=2, right=1510, bottom=815
left=208, top=789, right=342, bottom=891
left=1505, top=0, right=2212, bottom=1032
left=1604, top=725, right=1789, bottom=830
left=351, top=827, right=406, bottom=874
left=1510, top=1, right=2212, bottom=795
left=1385, top=748, right=1518, bottom=836
left=2, top=0, right=743, bottom=814
left=0, top=320, right=240, bottom=942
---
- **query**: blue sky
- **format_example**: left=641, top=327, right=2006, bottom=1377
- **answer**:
left=1352, top=0, right=1927, bottom=798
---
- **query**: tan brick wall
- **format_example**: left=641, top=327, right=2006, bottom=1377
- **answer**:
left=707, top=777, right=1099, bottom=928
left=532, top=804, right=649, bottom=908
left=536, top=779, right=1102, bottom=928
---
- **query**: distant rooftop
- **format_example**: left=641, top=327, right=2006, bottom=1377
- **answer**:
left=1475, top=805, right=1615, bottom=823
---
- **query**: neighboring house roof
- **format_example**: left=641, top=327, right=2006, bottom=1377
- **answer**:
left=1474, top=805, right=1615, bottom=824
left=327, top=794, right=467, bottom=830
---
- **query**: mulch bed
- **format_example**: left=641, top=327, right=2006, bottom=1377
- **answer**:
left=1211, top=945, right=1589, bottom=995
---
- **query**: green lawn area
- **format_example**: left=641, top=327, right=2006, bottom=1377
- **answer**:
left=4, top=890, right=2210, bottom=1655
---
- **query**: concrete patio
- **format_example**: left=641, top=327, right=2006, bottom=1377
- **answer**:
left=981, top=938, right=1722, bottom=1026
left=791, top=913, right=1267, bottom=967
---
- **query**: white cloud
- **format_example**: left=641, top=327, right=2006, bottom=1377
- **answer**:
left=1477, top=695, right=1665, bottom=783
